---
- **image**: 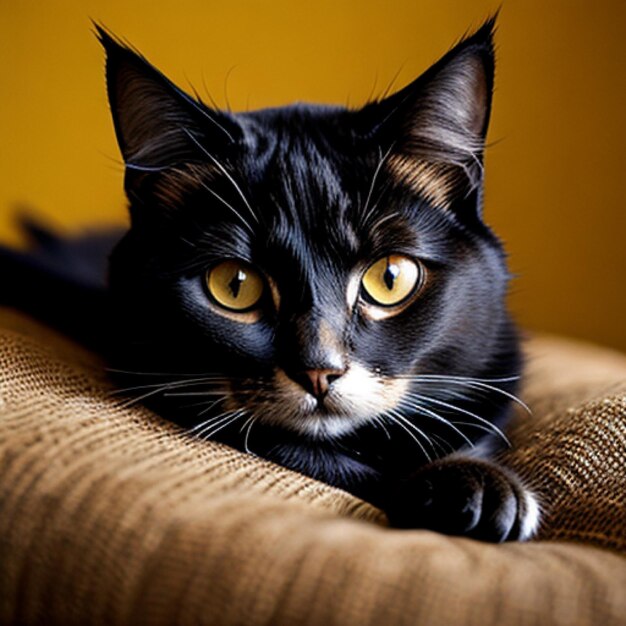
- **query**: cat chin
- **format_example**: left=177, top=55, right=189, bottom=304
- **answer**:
left=287, top=414, right=361, bottom=440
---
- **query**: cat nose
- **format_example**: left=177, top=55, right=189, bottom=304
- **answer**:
left=293, top=368, right=345, bottom=399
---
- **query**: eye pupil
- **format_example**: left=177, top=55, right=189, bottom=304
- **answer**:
left=228, top=270, right=246, bottom=298
left=383, top=261, right=400, bottom=290
left=206, top=261, right=264, bottom=312
left=361, top=254, right=422, bottom=308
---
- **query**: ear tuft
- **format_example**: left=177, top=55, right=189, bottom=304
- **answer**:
left=92, top=22, right=125, bottom=54
left=95, top=26, right=240, bottom=171
left=360, top=17, right=497, bottom=211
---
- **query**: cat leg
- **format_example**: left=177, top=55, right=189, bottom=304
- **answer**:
left=384, top=457, right=540, bottom=542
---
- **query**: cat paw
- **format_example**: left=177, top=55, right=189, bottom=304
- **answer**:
left=385, top=458, right=540, bottom=542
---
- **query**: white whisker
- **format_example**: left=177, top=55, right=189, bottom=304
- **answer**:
left=164, top=390, right=227, bottom=397
left=399, top=397, right=474, bottom=447
left=193, top=407, right=242, bottom=437
left=195, top=178, right=255, bottom=234
left=401, top=374, right=530, bottom=414
left=400, top=374, right=521, bottom=384
left=182, top=128, right=260, bottom=225
left=429, top=431, right=456, bottom=454
left=240, top=415, right=257, bottom=455
left=408, top=392, right=510, bottom=446
left=199, top=409, right=247, bottom=441
left=360, top=146, right=393, bottom=227
left=371, top=414, right=392, bottom=439
left=106, top=367, right=229, bottom=378
left=385, top=408, right=433, bottom=462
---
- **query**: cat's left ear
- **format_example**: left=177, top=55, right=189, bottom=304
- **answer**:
left=95, top=25, right=242, bottom=173
left=357, top=18, right=496, bottom=215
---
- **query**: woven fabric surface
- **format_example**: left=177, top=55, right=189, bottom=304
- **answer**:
left=1, top=308, right=625, bottom=626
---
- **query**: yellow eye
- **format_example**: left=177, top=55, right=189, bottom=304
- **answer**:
left=206, top=260, right=264, bottom=311
left=361, top=255, right=422, bottom=307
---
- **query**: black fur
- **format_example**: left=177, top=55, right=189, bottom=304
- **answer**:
left=0, top=18, right=539, bottom=542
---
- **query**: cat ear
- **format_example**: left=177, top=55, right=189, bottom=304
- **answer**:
left=95, top=26, right=241, bottom=172
left=358, top=18, right=496, bottom=213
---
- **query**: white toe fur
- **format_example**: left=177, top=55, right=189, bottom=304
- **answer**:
left=519, top=489, right=541, bottom=541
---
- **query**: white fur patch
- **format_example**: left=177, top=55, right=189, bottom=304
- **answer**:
left=519, top=489, right=542, bottom=541
left=244, top=362, right=408, bottom=439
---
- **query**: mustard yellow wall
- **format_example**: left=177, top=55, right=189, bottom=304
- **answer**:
left=1, top=1, right=625, bottom=350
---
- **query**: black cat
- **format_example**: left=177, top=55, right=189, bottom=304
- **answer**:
left=0, top=18, right=540, bottom=542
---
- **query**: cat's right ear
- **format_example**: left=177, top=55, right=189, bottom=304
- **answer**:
left=95, top=26, right=241, bottom=172
left=354, top=18, right=496, bottom=216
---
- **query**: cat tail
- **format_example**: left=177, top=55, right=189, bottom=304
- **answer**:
left=0, top=213, right=125, bottom=351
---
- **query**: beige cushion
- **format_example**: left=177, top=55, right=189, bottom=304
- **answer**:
left=1, top=309, right=625, bottom=625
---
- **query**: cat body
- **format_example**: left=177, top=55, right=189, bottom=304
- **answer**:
left=0, top=18, right=540, bottom=541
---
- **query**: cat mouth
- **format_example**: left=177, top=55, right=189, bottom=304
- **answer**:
left=300, top=392, right=339, bottom=415
left=311, top=398, right=361, bottom=423
left=294, top=392, right=354, bottom=425
left=222, top=364, right=410, bottom=439
left=284, top=376, right=362, bottom=419
left=224, top=379, right=368, bottom=439
left=289, top=409, right=360, bottom=439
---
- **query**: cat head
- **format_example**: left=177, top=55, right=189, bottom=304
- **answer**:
left=100, top=19, right=519, bottom=444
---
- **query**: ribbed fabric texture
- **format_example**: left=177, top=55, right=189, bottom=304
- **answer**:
left=1, top=309, right=625, bottom=625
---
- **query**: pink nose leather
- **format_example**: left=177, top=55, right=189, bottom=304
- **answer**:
left=299, top=368, right=345, bottom=398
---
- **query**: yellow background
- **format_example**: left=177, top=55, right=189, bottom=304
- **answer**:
left=1, top=1, right=625, bottom=350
